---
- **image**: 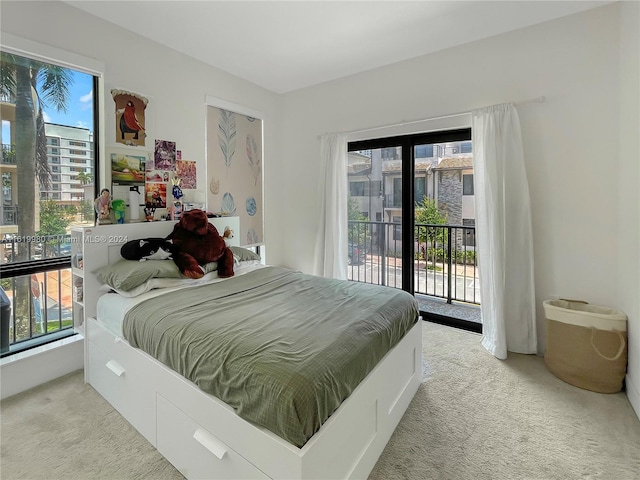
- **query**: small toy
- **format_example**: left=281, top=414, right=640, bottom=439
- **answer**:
left=94, top=188, right=112, bottom=224
left=144, top=206, right=156, bottom=222
left=121, top=238, right=175, bottom=262
left=112, top=199, right=126, bottom=224
left=171, top=177, right=184, bottom=221
left=222, top=226, right=234, bottom=246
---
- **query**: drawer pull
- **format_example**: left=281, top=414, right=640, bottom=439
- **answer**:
left=193, top=428, right=227, bottom=460
left=105, top=360, right=125, bottom=377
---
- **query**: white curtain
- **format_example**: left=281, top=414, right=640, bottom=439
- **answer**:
left=314, top=133, right=348, bottom=279
left=472, top=103, right=537, bottom=359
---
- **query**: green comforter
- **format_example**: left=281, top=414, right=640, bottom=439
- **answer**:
left=123, top=266, right=418, bottom=447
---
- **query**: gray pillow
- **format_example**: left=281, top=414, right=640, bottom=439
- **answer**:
left=95, top=259, right=183, bottom=291
left=230, top=246, right=261, bottom=262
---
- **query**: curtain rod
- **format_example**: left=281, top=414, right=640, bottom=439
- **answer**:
left=322, top=95, right=546, bottom=138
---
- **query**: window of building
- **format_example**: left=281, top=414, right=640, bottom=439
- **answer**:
left=350, top=181, right=366, bottom=197
left=415, top=144, right=434, bottom=158
left=462, top=218, right=476, bottom=247
left=0, top=43, right=100, bottom=357
left=68, top=149, right=84, bottom=155
left=69, top=141, right=86, bottom=147
left=463, top=174, right=474, bottom=195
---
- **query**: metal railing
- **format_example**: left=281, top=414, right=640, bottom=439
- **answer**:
left=2, top=144, right=16, bottom=164
left=0, top=268, right=74, bottom=355
left=0, top=234, right=74, bottom=355
left=2, top=205, right=19, bottom=226
left=1, top=234, right=71, bottom=263
left=348, top=220, right=480, bottom=305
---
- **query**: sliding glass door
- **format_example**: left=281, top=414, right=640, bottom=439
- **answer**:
left=347, top=143, right=410, bottom=291
left=347, top=128, right=480, bottom=330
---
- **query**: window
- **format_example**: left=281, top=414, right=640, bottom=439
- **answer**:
left=414, top=177, right=426, bottom=204
left=393, top=215, right=402, bottom=241
left=463, top=174, right=474, bottom=195
left=350, top=181, right=366, bottom=197
left=348, top=128, right=475, bottom=312
left=463, top=218, right=476, bottom=247
left=415, top=144, right=434, bottom=158
left=69, top=149, right=84, bottom=155
left=69, top=141, right=86, bottom=147
left=0, top=44, right=100, bottom=356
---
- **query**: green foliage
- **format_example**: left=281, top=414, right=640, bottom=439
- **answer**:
left=80, top=200, right=94, bottom=221
left=414, top=196, right=447, bottom=244
left=347, top=196, right=368, bottom=244
left=419, top=247, right=476, bottom=265
left=37, top=200, right=75, bottom=236
left=348, top=196, right=366, bottom=222
left=77, top=171, right=92, bottom=185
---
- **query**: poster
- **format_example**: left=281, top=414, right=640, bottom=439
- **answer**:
left=111, top=90, right=148, bottom=147
left=176, top=160, right=197, bottom=189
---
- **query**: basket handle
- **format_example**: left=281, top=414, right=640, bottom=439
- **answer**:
left=590, top=329, right=626, bottom=361
left=559, top=298, right=589, bottom=304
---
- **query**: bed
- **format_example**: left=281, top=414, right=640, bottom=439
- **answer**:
left=81, top=219, right=422, bottom=480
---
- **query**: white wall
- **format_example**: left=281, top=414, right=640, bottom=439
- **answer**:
left=0, top=0, right=284, bottom=396
left=278, top=3, right=639, bottom=415
left=617, top=1, right=640, bottom=417
left=1, top=0, right=283, bottom=257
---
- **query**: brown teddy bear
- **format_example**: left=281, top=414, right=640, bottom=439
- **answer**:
left=166, top=209, right=234, bottom=279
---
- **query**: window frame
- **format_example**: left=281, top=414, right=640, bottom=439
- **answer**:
left=0, top=33, right=104, bottom=354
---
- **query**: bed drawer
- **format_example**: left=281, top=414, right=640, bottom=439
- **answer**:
left=87, top=316, right=126, bottom=355
left=157, top=394, right=271, bottom=480
left=88, top=340, right=156, bottom=445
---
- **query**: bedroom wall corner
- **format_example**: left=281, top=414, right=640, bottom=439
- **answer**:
left=617, top=0, right=640, bottom=420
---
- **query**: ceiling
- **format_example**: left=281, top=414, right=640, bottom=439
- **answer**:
left=64, top=1, right=611, bottom=94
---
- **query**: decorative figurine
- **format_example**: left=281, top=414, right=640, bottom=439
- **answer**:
left=94, top=188, right=112, bottom=224
left=112, top=199, right=126, bottom=224
left=171, top=177, right=184, bottom=221
left=144, top=206, right=156, bottom=222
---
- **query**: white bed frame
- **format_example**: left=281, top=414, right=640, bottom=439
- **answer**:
left=80, top=220, right=422, bottom=480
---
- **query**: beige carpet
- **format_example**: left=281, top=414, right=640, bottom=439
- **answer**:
left=2, top=321, right=640, bottom=480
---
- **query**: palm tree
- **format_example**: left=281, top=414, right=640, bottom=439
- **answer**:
left=1, top=52, right=73, bottom=336
left=77, top=171, right=92, bottom=185
left=1, top=52, right=72, bottom=260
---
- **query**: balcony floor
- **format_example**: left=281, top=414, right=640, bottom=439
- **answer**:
left=417, top=294, right=482, bottom=332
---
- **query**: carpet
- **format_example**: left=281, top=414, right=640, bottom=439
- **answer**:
left=2, top=321, right=639, bottom=480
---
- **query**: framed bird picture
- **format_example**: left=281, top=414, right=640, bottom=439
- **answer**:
left=111, top=89, right=148, bottom=147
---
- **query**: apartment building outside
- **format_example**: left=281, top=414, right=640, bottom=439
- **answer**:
left=348, top=140, right=475, bottom=254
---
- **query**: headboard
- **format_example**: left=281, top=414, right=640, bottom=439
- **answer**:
left=76, top=217, right=240, bottom=322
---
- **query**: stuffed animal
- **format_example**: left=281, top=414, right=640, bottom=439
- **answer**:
left=222, top=226, right=234, bottom=246
left=121, top=238, right=175, bottom=261
left=166, top=209, right=234, bottom=279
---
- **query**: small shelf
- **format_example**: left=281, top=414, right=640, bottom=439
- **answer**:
left=72, top=267, right=84, bottom=277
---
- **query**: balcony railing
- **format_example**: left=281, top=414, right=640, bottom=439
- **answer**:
left=0, top=267, right=74, bottom=356
left=348, top=220, right=480, bottom=305
left=0, top=234, right=74, bottom=356
left=1, top=234, right=71, bottom=263
left=2, top=205, right=19, bottom=226
left=2, top=144, right=16, bottom=164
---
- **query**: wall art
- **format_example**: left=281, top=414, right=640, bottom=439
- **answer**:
left=111, top=89, right=148, bottom=147
left=206, top=98, right=264, bottom=246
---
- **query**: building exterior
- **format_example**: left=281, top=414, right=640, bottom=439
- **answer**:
left=348, top=141, right=475, bottom=253
left=42, top=123, right=94, bottom=205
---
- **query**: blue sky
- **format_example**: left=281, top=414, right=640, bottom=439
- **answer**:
left=1, top=69, right=94, bottom=142
left=42, top=70, right=94, bottom=130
